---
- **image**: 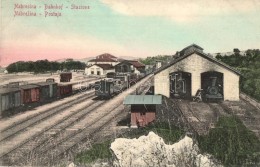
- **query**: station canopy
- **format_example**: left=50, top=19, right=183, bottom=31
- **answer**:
left=123, top=95, right=162, bottom=105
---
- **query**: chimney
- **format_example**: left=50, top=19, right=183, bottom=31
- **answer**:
left=156, top=61, right=162, bottom=69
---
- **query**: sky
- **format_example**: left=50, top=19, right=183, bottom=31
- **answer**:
left=0, top=0, right=260, bottom=66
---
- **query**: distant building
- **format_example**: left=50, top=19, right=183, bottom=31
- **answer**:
left=115, top=60, right=146, bottom=75
left=85, top=64, right=115, bottom=76
left=86, top=53, right=121, bottom=66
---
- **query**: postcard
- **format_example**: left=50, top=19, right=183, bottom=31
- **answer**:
left=0, top=0, right=259, bottom=166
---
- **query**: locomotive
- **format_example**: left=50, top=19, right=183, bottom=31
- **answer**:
left=94, top=73, right=142, bottom=98
left=170, top=72, right=191, bottom=99
left=204, top=76, right=223, bottom=101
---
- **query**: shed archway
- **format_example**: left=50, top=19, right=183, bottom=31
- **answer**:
left=169, top=71, right=191, bottom=99
left=201, top=71, right=224, bottom=101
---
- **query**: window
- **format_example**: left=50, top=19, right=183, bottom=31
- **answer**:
left=91, top=71, right=94, bottom=74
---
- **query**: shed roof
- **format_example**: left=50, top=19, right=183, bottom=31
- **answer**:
left=34, top=82, right=57, bottom=86
left=154, top=46, right=241, bottom=76
left=0, top=87, right=20, bottom=94
left=19, top=84, right=39, bottom=89
left=123, top=95, right=162, bottom=105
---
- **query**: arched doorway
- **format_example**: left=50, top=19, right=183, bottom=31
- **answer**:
left=169, top=71, right=191, bottom=99
left=201, top=71, right=224, bottom=101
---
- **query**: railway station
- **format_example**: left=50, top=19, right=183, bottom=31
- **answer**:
left=154, top=44, right=241, bottom=101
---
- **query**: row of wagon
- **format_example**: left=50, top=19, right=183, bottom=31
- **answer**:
left=0, top=79, right=73, bottom=115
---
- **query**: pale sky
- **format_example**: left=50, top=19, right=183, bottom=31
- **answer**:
left=1, top=0, right=260, bottom=66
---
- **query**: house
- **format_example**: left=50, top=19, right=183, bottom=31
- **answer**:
left=86, top=53, right=121, bottom=66
left=154, top=44, right=241, bottom=101
left=85, top=64, right=115, bottom=76
left=124, top=95, right=162, bottom=127
left=115, top=60, right=146, bottom=75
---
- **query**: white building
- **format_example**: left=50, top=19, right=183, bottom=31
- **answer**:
left=154, top=44, right=241, bottom=101
left=85, top=64, right=115, bottom=76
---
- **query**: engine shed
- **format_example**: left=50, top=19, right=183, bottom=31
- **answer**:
left=154, top=44, right=241, bottom=101
left=124, top=95, right=162, bottom=127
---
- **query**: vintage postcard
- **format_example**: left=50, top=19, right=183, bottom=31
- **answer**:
left=0, top=0, right=259, bottom=166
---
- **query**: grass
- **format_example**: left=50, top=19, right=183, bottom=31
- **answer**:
left=75, top=121, right=185, bottom=164
left=75, top=140, right=112, bottom=164
left=197, top=116, right=260, bottom=166
left=75, top=117, right=260, bottom=166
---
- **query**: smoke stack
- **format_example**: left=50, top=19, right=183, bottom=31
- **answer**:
left=156, top=61, right=162, bottom=69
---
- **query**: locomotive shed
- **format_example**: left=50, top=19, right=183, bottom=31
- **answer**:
left=154, top=44, right=241, bottom=101
left=153, top=44, right=260, bottom=138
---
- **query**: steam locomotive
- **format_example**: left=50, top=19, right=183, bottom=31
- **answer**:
left=204, top=76, right=223, bottom=101
left=94, top=73, right=142, bottom=98
left=170, top=72, right=191, bottom=99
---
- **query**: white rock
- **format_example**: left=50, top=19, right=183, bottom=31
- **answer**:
left=68, top=162, right=76, bottom=167
left=110, top=131, right=222, bottom=167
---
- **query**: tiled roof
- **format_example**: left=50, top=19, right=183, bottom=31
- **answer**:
left=88, top=57, right=118, bottom=62
left=129, top=60, right=145, bottom=68
left=115, top=60, right=145, bottom=68
left=96, top=53, right=117, bottom=59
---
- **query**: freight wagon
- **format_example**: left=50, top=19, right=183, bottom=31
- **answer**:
left=0, top=87, right=21, bottom=114
left=60, top=72, right=72, bottom=82
left=57, top=83, right=73, bottom=97
left=34, top=81, right=58, bottom=102
left=20, top=84, right=40, bottom=104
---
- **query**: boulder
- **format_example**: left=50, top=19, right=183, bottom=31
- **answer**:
left=110, top=131, right=221, bottom=167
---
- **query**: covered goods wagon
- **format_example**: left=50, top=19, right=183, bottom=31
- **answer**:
left=57, top=83, right=73, bottom=97
left=0, top=87, right=21, bottom=114
left=35, top=81, right=58, bottom=102
left=20, top=84, right=40, bottom=104
left=60, top=72, right=72, bottom=82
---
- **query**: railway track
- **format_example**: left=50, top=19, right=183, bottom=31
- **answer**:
left=0, top=99, right=108, bottom=165
left=0, top=92, right=96, bottom=157
left=170, top=99, right=197, bottom=135
left=49, top=109, right=128, bottom=166
left=0, top=91, right=95, bottom=141
left=39, top=104, right=124, bottom=166
left=0, top=74, right=154, bottom=166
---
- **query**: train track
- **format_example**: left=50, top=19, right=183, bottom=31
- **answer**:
left=0, top=91, right=96, bottom=143
left=49, top=109, right=128, bottom=166
left=0, top=99, right=109, bottom=165
left=0, top=74, right=154, bottom=166
left=39, top=104, right=124, bottom=166
left=170, top=99, right=197, bottom=135
left=0, top=92, right=96, bottom=157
